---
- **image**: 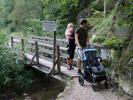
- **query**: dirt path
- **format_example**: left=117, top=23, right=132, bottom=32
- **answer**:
left=57, top=78, right=127, bottom=100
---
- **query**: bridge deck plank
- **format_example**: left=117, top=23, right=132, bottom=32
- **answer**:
left=25, top=53, right=53, bottom=68
left=25, top=53, right=78, bottom=77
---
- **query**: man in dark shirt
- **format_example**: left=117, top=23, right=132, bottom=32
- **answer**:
left=75, top=19, right=89, bottom=74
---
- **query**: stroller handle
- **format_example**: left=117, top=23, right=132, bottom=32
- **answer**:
left=77, top=46, right=99, bottom=61
left=76, top=46, right=91, bottom=61
left=77, top=48, right=85, bottom=60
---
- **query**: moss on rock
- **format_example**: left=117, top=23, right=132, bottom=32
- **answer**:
left=118, top=40, right=133, bottom=96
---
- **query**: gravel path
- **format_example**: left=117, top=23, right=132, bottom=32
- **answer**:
left=57, top=78, right=127, bottom=100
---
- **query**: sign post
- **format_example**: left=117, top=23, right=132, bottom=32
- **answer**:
left=43, top=21, right=56, bottom=32
left=43, top=21, right=57, bottom=75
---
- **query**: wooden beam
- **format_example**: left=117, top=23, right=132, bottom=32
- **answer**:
left=29, top=53, right=36, bottom=65
left=21, top=39, right=24, bottom=52
left=35, top=42, right=39, bottom=64
left=11, top=37, right=13, bottom=48
left=52, top=31, right=56, bottom=75
left=21, top=38, right=25, bottom=60
left=25, top=53, right=78, bottom=77
left=57, top=45, right=61, bottom=74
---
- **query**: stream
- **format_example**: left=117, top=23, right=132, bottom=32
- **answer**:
left=19, top=69, right=65, bottom=100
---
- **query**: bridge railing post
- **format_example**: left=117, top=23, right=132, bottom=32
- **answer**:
left=21, top=39, right=24, bottom=52
left=35, top=41, right=39, bottom=64
left=21, top=38, right=25, bottom=59
left=11, top=37, right=13, bottom=48
left=52, top=31, right=56, bottom=75
left=57, top=45, right=61, bottom=74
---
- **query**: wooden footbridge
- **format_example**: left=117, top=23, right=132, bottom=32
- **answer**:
left=10, top=35, right=110, bottom=80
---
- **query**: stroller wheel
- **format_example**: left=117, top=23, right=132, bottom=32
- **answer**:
left=84, top=74, right=93, bottom=83
left=78, top=74, right=84, bottom=86
left=104, top=80, right=109, bottom=89
left=92, top=84, right=98, bottom=92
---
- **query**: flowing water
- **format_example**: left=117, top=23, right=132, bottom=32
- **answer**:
left=19, top=69, right=65, bottom=100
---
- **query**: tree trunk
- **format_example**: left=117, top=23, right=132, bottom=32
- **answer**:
left=104, top=0, right=107, bottom=18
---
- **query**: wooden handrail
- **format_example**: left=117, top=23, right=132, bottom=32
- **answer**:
left=10, top=36, right=111, bottom=76
left=11, top=36, right=107, bottom=48
left=11, top=36, right=108, bottom=63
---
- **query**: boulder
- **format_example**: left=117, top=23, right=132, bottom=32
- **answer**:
left=118, top=40, right=133, bottom=96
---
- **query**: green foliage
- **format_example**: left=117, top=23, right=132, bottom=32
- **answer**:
left=102, top=59, right=112, bottom=68
left=23, top=19, right=43, bottom=36
left=91, top=33, right=106, bottom=43
left=0, top=0, right=93, bottom=36
left=0, top=33, right=33, bottom=91
left=42, top=0, right=92, bottom=35
left=104, top=36, right=128, bottom=50
left=9, top=0, right=42, bottom=32
left=0, top=0, right=14, bottom=28
left=0, top=31, right=7, bottom=47
left=88, top=0, right=132, bottom=49
left=90, top=0, right=104, bottom=11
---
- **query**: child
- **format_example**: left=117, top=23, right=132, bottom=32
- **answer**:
left=65, top=23, right=76, bottom=70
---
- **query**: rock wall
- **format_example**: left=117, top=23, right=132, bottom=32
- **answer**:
left=118, top=40, right=133, bottom=96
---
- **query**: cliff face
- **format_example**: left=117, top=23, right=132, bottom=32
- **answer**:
left=77, top=8, right=91, bottom=23
left=119, top=40, right=133, bottom=96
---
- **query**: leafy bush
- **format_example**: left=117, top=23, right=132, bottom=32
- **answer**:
left=0, top=20, right=7, bottom=28
left=102, top=59, right=112, bottom=68
left=91, top=34, right=106, bottom=43
left=24, top=19, right=43, bottom=36
left=0, top=32, right=33, bottom=92
left=104, top=36, right=128, bottom=50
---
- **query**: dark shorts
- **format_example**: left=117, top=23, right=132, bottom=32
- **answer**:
left=67, top=41, right=76, bottom=59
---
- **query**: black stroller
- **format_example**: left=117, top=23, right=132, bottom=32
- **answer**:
left=77, top=47, right=109, bottom=91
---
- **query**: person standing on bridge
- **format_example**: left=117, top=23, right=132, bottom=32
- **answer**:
left=65, top=23, right=76, bottom=70
left=75, top=19, right=90, bottom=74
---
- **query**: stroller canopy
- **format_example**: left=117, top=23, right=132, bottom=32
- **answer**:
left=78, top=47, right=98, bottom=61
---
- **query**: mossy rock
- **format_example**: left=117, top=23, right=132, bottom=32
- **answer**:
left=118, top=40, right=133, bottom=96
left=119, top=74, right=133, bottom=96
left=120, top=40, right=133, bottom=73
